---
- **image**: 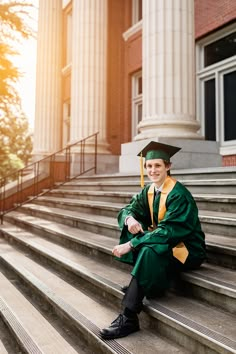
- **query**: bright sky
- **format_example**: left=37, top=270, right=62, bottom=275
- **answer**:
left=14, top=0, right=38, bottom=130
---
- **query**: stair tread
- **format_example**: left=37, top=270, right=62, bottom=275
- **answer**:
left=37, top=195, right=125, bottom=209
left=49, top=188, right=236, bottom=201
left=199, top=209, right=236, bottom=219
left=64, top=178, right=236, bottom=185
left=206, top=233, right=236, bottom=249
left=49, top=188, right=133, bottom=197
left=21, top=202, right=236, bottom=224
left=0, top=263, right=78, bottom=354
left=3, top=212, right=117, bottom=250
left=37, top=195, right=236, bottom=210
left=0, top=241, right=190, bottom=354
left=21, top=203, right=117, bottom=225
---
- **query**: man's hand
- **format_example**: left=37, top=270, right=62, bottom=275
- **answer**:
left=126, top=216, right=144, bottom=234
left=112, top=242, right=132, bottom=258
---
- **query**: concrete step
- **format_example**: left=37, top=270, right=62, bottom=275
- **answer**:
left=15, top=201, right=236, bottom=239
left=0, top=260, right=79, bottom=353
left=0, top=221, right=235, bottom=315
left=59, top=178, right=236, bottom=195
left=45, top=188, right=133, bottom=204
left=70, top=167, right=236, bottom=182
left=200, top=210, right=236, bottom=237
left=0, top=241, right=190, bottom=354
left=37, top=192, right=236, bottom=216
left=206, top=233, right=236, bottom=269
left=0, top=230, right=235, bottom=354
left=18, top=203, right=120, bottom=238
left=34, top=196, right=125, bottom=218
left=194, top=195, right=236, bottom=213
left=3, top=211, right=236, bottom=270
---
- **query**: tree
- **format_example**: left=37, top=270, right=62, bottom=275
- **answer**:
left=0, top=0, right=34, bottom=179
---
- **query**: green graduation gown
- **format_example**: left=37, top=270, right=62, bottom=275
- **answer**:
left=117, top=178, right=206, bottom=297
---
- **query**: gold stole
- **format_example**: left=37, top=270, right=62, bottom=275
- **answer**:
left=148, top=176, right=189, bottom=264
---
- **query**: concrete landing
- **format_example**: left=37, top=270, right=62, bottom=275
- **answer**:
left=119, top=138, right=222, bottom=173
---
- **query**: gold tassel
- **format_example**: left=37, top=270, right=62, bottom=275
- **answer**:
left=140, top=153, right=144, bottom=188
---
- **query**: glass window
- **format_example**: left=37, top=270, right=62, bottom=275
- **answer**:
left=224, top=70, right=236, bottom=141
left=132, top=71, right=142, bottom=138
left=66, top=11, right=72, bottom=65
left=132, top=0, right=142, bottom=25
left=204, top=79, right=216, bottom=141
left=138, top=76, right=142, bottom=94
left=204, top=32, right=236, bottom=67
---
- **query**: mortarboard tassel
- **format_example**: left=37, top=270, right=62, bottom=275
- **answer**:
left=140, top=153, right=144, bottom=188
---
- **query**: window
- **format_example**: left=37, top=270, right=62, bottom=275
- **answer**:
left=204, top=32, right=236, bottom=67
left=132, top=0, right=142, bottom=25
left=224, top=70, right=236, bottom=141
left=204, top=78, right=216, bottom=141
left=132, top=72, right=142, bottom=138
left=196, top=24, right=236, bottom=150
left=66, top=11, right=72, bottom=65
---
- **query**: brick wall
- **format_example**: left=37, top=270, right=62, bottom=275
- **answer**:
left=195, top=0, right=236, bottom=39
left=223, top=155, right=236, bottom=166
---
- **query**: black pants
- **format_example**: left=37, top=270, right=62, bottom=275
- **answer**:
left=122, top=276, right=145, bottom=314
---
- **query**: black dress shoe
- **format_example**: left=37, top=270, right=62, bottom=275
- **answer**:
left=100, top=314, right=140, bottom=339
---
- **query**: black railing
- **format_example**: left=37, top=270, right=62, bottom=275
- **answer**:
left=0, top=132, right=98, bottom=224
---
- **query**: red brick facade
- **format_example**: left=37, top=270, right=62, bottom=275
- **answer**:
left=195, top=0, right=236, bottom=39
left=223, top=155, right=236, bottom=166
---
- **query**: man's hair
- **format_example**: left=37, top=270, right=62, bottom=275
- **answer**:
left=164, top=160, right=171, bottom=176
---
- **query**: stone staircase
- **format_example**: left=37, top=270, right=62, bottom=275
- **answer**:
left=0, top=167, right=235, bottom=354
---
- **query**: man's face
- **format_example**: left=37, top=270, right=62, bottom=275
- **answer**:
left=145, top=159, right=171, bottom=187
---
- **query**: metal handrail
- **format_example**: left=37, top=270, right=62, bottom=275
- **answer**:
left=0, top=132, right=98, bottom=223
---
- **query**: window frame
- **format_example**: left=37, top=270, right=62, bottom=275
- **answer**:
left=196, top=23, right=236, bottom=154
left=132, top=0, right=142, bottom=25
left=131, top=71, right=142, bottom=139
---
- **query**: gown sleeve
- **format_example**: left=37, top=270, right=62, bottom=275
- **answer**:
left=117, top=185, right=152, bottom=230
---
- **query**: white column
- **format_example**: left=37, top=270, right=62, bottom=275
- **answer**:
left=70, top=0, right=109, bottom=153
left=33, top=0, right=62, bottom=155
left=135, top=0, right=201, bottom=140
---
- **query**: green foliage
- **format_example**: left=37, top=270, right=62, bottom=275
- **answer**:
left=0, top=0, right=34, bottom=180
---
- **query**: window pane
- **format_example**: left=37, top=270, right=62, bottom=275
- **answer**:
left=138, top=76, right=142, bottom=94
left=224, top=70, right=236, bottom=141
left=138, top=104, right=142, bottom=124
left=66, top=12, right=72, bottom=64
left=132, top=0, right=142, bottom=24
left=204, top=79, right=216, bottom=141
left=204, top=32, right=236, bottom=67
left=138, top=0, right=142, bottom=21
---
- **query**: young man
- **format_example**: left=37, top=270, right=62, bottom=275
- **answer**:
left=100, top=141, right=206, bottom=340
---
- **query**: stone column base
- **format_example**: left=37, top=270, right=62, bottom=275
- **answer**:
left=119, top=138, right=222, bottom=173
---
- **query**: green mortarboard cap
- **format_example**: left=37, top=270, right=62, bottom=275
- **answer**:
left=137, top=141, right=181, bottom=162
